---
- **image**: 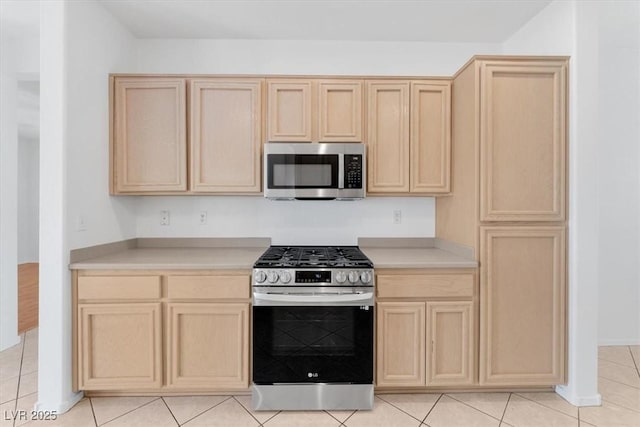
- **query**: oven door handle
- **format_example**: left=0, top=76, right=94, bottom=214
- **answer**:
left=253, top=291, right=374, bottom=306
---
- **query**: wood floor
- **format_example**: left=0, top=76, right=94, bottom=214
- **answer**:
left=18, top=262, right=38, bottom=333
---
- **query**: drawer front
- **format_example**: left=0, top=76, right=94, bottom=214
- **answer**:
left=78, top=276, right=161, bottom=300
left=167, top=275, right=250, bottom=299
left=377, top=274, right=474, bottom=298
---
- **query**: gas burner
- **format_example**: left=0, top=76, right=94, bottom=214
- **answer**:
left=253, top=246, right=373, bottom=269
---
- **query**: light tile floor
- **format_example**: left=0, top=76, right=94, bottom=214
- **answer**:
left=1, top=329, right=639, bottom=426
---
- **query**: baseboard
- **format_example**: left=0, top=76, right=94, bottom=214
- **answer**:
left=598, top=339, right=640, bottom=346
left=555, top=385, right=602, bottom=407
left=34, top=391, right=83, bottom=414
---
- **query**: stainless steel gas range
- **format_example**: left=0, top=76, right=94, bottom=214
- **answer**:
left=251, top=246, right=374, bottom=411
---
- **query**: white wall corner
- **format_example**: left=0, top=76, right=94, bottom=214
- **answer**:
left=35, top=392, right=83, bottom=414
left=555, top=385, right=602, bottom=407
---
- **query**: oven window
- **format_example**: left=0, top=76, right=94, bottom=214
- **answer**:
left=267, top=154, right=339, bottom=189
left=253, top=306, right=373, bottom=384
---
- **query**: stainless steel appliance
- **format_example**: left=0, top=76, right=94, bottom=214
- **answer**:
left=252, top=246, right=374, bottom=411
left=263, top=143, right=365, bottom=200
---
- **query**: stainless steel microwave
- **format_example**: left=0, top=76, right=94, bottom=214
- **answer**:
left=264, top=143, right=365, bottom=200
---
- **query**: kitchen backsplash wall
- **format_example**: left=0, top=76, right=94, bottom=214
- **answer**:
left=136, top=196, right=435, bottom=246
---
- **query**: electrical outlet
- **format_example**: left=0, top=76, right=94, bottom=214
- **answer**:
left=393, top=210, right=402, bottom=224
left=160, top=210, right=170, bottom=226
left=76, top=215, right=86, bottom=231
left=199, top=211, right=208, bottom=225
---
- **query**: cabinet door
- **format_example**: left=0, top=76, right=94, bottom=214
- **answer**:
left=78, top=303, right=162, bottom=390
left=480, top=226, right=566, bottom=385
left=376, top=301, right=425, bottom=387
left=426, top=301, right=474, bottom=386
left=191, top=79, right=262, bottom=192
left=366, top=81, right=410, bottom=193
left=267, top=80, right=313, bottom=141
left=410, top=82, right=451, bottom=193
left=166, top=303, right=249, bottom=389
left=479, top=61, right=567, bottom=221
left=318, top=80, right=363, bottom=142
left=113, top=77, right=187, bottom=193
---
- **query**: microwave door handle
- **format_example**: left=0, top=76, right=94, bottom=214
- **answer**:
left=338, top=154, right=345, bottom=189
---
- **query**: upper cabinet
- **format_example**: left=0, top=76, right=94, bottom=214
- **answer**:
left=366, top=80, right=451, bottom=195
left=266, top=78, right=364, bottom=143
left=267, top=79, right=314, bottom=142
left=111, top=76, right=263, bottom=195
left=190, top=79, right=262, bottom=193
left=479, top=60, right=567, bottom=221
left=366, top=81, right=410, bottom=193
left=112, top=77, right=187, bottom=193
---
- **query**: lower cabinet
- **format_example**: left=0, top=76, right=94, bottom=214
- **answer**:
left=375, top=271, right=477, bottom=389
left=166, top=302, right=249, bottom=389
left=75, top=271, right=251, bottom=393
left=78, top=303, right=162, bottom=390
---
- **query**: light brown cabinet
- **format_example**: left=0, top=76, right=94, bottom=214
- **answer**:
left=166, top=303, right=249, bottom=389
left=436, top=56, right=568, bottom=387
left=375, top=270, right=476, bottom=389
left=366, top=80, right=451, bottom=195
left=74, top=271, right=251, bottom=393
left=479, top=61, right=566, bottom=221
left=112, top=77, right=187, bottom=193
left=267, top=79, right=364, bottom=143
left=376, top=302, right=426, bottom=387
left=479, top=226, right=566, bottom=385
left=190, top=79, right=263, bottom=193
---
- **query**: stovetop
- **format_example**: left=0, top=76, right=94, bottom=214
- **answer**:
left=253, top=246, right=373, bottom=269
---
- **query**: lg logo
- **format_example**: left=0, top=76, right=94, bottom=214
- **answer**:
left=307, top=372, right=319, bottom=378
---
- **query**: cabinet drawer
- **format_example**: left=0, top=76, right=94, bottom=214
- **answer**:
left=167, top=275, right=250, bottom=299
left=377, top=274, right=473, bottom=298
left=78, top=276, right=161, bottom=300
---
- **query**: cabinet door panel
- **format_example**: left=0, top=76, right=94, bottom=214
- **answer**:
left=267, top=80, right=313, bottom=141
left=78, top=303, right=162, bottom=390
left=480, top=61, right=567, bottom=221
left=318, top=80, right=363, bottom=142
left=410, top=82, right=451, bottom=193
left=166, top=303, right=249, bottom=389
left=480, top=226, right=566, bottom=385
left=367, top=82, right=410, bottom=193
left=113, top=78, right=186, bottom=193
left=376, top=301, right=425, bottom=387
left=191, top=79, right=262, bottom=192
left=426, top=301, right=474, bottom=386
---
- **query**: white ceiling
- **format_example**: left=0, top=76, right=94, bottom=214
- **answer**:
left=99, top=0, right=552, bottom=42
left=0, top=0, right=39, bottom=38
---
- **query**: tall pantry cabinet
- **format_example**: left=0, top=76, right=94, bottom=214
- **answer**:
left=436, top=57, right=568, bottom=386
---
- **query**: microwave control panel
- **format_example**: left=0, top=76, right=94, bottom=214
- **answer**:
left=344, top=155, right=363, bottom=189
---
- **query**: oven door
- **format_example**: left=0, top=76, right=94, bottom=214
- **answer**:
left=252, top=304, right=373, bottom=385
left=264, top=153, right=341, bottom=199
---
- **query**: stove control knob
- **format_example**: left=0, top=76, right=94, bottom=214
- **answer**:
left=280, top=271, right=292, bottom=284
left=348, top=271, right=359, bottom=284
left=254, top=270, right=267, bottom=283
left=360, top=271, right=372, bottom=284
left=335, top=271, right=347, bottom=284
left=267, top=271, right=279, bottom=284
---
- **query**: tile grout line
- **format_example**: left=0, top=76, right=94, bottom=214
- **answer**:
left=160, top=397, right=180, bottom=426
left=340, top=408, right=356, bottom=425
left=597, top=374, right=640, bottom=390
left=12, top=333, right=26, bottom=427
left=88, top=397, right=99, bottom=427
left=600, top=397, right=640, bottom=414
left=173, top=395, right=232, bottom=426
left=421, top=393, right=443, bottom=424
left=376, top=394, right=437, bottom=423
left=232, top=395, right=265, bottom=426
left=513, top=392, right=580, bottom=420
left=599, top=356, right=640, bottom=370
left=324, top=409, right=354, bottom=425
left=499, top=393, right=511, bottom=425
left=445, top=393, right=509, bottom=423
left=628, top=345, right=640, bottom=377
left=99, top=397, right=160, bottom=426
